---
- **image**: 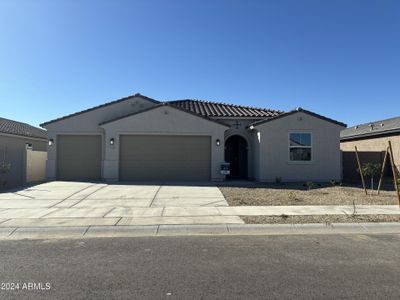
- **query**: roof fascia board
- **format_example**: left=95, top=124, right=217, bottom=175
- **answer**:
left=341, top=128, right=400, bottom=141
left=249, top=108, right=347, bottom=128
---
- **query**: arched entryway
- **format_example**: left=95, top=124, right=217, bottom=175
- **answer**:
left=224, top=135, right=248, bottom=179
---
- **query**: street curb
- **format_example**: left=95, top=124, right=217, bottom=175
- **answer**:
left=0, top=222, right=400, bottom=240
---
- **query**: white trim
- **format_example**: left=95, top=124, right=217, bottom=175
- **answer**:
left=287, top=131, right=313, bottom=164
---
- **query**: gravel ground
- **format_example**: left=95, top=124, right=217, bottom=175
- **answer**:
left=219, top=183, right=399, bottom=206
left=242, top=214, right=400, bottom=224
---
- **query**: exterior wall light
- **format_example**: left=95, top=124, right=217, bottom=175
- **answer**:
left=48, top=139, right=54, bottom=146
left=110, top=138, right=115, bottom=146
left=216, top=139, right=221, bottom=146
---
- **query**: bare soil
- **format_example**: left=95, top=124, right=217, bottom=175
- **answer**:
left=219, top=183, right=399, bottom=206
left=243, top=214, right=400, bottom=224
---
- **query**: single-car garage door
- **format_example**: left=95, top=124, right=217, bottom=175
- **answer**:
left=57, top=135, right=102, bottom=181
left=119, top=135, right=211, bottom=181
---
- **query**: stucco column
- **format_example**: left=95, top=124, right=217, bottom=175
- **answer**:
left=45, top=132, right=56, bottom=180
left=211, top=132, right=226, bottom=181
left=103, top=129, right=119, bottom=181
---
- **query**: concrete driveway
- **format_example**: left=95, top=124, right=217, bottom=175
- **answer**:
left=0, top=181, right=228, bottom=208
left=0, top=181, right=243, bottom=228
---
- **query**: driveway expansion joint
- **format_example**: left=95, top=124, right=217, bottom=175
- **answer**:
left=63, top=183, right=97, bottom=201
left=70, top=184, right=108, bottom=207
left=149, top=185, right=163, bottom=207
left=102, top=208, right=116, bottom=218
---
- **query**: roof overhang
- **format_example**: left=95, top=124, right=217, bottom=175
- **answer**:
left=40, top=93, right=160, bottom=127
left=341, top=128, right=400, bottom=142
left=248, top=107, right=347, bottom=129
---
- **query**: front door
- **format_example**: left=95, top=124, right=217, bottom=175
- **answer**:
left=224, top=135, right=248, bottom=179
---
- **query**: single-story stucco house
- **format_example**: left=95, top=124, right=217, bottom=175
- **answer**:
left=341, top=116, right=400, bottom=181
left=0, top=117, right=47, bottom=188
left=40, top=93, right=346, bottom=182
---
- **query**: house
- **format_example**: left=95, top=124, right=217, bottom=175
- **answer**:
left=341, top=116, right=400, bottom=181
left=40, top=93, right=346, bottom=182
left=0, top=117, right=47, bottom=188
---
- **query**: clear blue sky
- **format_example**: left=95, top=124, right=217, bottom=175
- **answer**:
left=1, top=0, right=399, bottom=128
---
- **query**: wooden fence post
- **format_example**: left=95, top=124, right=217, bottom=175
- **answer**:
left=355, top=146, right=368, bottom=195
left=377, top=147, right=389, bottom=195
left=388, top=141, right=400, bottom=206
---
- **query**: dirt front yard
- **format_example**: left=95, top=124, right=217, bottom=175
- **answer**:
left=219, top=183, right=399, bottom=206
left=243, top=214, right=400, bottom=224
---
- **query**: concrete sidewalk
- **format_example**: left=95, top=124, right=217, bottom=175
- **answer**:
left=1, top=223, right=400, bottom=240
left=0, top=205, right=399, bottom=227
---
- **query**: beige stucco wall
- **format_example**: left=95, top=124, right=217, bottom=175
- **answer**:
left=100, top=105, right=228, bottom=181
left=341, top=135, right=400, bottom=169
left=42, top=95, right=158, bottom=179
left=252, top=112, right=344, bottom=182
left=0, top=134, right=47, bottom=188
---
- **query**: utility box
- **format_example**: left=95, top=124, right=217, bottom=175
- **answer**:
left=220, top=162, right=230, bottom=175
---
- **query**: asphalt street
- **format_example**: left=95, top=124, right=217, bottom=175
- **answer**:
left=0, top=234, right=399, bottom=299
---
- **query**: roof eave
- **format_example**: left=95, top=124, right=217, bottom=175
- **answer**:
left=248, top=108, right=347, bottom=128
left=40, top=93, right=160, bottom=127
left=341, top=128, right=400, bottom=141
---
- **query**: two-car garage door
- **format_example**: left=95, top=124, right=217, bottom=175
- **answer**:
left=57, top=135, right=211, bottom=181
left=119, top=135, right=211, bottom=181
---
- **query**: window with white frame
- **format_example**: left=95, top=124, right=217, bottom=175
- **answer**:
left=289, top=133, right=312, bottom=161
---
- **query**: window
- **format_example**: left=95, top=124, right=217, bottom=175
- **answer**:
left=289, top=133, right=312, bottom=161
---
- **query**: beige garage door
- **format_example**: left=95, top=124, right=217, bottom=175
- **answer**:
left=57, top=135, right=102, bottom=181
left=120, top=135, right=211, bottom=181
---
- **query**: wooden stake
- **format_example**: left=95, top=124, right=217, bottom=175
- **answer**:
left=355, top=146, right=368, bottom=195
left=377, top=147, right=389, bottom=195
left=388, top=141, right=400, bottom=206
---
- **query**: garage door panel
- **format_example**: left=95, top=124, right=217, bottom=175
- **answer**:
left=57, top=135, right=102, bottom=181
left=120, top=135, right=211, bottom=181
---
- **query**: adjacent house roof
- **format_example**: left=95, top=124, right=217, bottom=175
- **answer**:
left=168, top=99, right=282, bottom=118
left=99, top=103, right=230, bottom=128
left=40, top=93, right=160, bottom=127
left=0, top=117, right=47, bottom=140
left=341, top=116, right=400, bottom=141
left=248, top=107, right=347, bottom=128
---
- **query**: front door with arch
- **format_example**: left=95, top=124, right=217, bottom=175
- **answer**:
left=224, top=135, right=248, bottom=179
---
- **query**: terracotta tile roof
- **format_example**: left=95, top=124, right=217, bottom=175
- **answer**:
left=40, top=93, right=283, bottom=127
left=99, top=103, right=230, bottom=127
left=341, top=116, right=400, bottom=140
left=0, top=117, right=47, bottom=140
left=167, top=99, right=282, bottom=118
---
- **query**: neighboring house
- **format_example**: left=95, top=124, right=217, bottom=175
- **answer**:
left=0, top=117, right=47, bottom=188
left=341, top=116, right=400, bottom=181
left=40, top=93, right=346, bottom=182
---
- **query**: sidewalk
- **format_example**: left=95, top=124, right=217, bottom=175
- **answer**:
left=0, top=205, right=399, bottom=228
left=0, top=205, right=399, bottom=239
